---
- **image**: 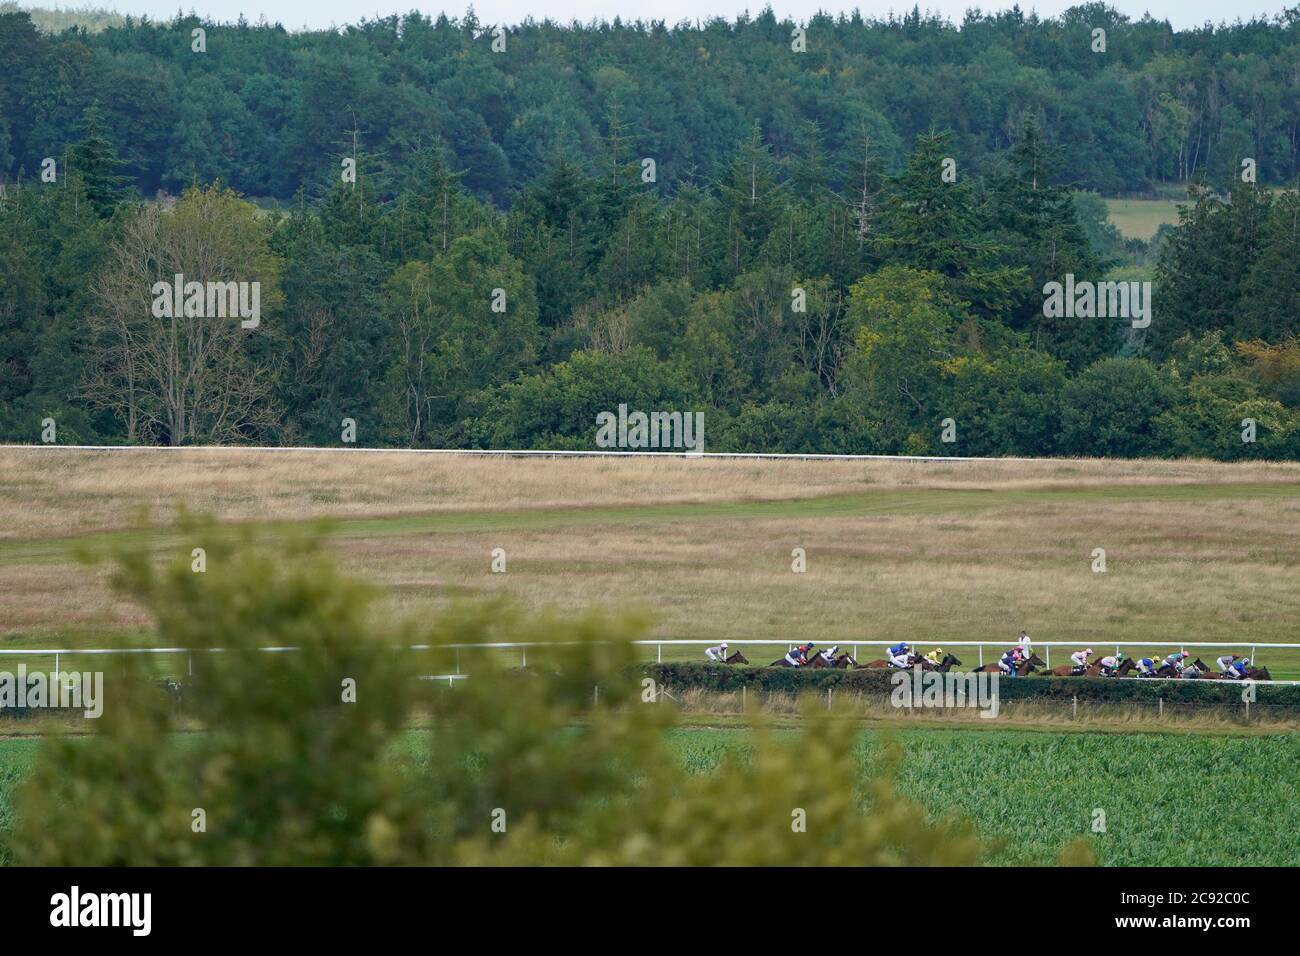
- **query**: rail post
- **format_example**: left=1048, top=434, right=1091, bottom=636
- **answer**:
left=1072, top=696, right=1077, bottom=719
left=54, top=652, right=59, bottom=676
left=521, top=646, right=527, bottom=667
left=657, top=643, right=662, bottom=663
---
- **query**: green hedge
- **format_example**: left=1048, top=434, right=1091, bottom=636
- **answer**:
left=643, top=663, right=1300, bottom=706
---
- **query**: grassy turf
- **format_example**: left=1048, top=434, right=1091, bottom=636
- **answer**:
left=0, top=727, right=1292, bottom=866
left=2, top=451, right=1299, bottom=679
left=1104, top=197, right=1186, bottom=240
left=668, top=726, right=1299, bottom=865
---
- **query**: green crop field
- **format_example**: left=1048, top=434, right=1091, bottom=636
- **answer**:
left=1, top=727, right=1294, bottom=866
left=669, top=727, right=1299, bottom=865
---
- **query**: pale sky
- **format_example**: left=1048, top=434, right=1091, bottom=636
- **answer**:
left=19, top=1, right=1292, bottom=32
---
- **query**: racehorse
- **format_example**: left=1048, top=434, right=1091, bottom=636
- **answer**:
left=860, top=653, right=917, bottom=669
left=1193, top=661, right=1271, bottom=681
left=1226, top=666, right=1272, bottom=681
left=972, top=652, right=1044, bottom=676
left=1043, top=654, right=1104, bottom=677
left=724, top=651, right=749, bottom=665
left=1103, top=658, right=1136, bottom=678
left=769, top=653, right=806, bottom=667
left=828, top=653, right=859, bottom=669
left=918, top=653, right=962, bottom=673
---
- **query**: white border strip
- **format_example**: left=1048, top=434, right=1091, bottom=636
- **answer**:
left=0, top=444, right=1110, bottom=464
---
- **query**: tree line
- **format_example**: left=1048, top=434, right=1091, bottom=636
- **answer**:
left=3, top=6, right=1300, bottom=199
left=1, top=8, right=1299, bottom=458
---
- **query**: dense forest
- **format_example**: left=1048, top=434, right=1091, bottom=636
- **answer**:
left=2, top=6, right=1300, bottom=457
left=5, top=5, right=1300, bottom=198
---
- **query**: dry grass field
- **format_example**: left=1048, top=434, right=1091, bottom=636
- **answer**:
left=1, top=447, right=1298, bottom=677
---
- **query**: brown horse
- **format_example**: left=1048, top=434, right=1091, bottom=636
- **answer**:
left=918, top=653, right=962, bottom=673
left=828, top=653, right=859, bottom=669
left=1043, top=654, right=1103, bottom=677
left=861, top=652, right=919, bottom=669
left=724, top=651, right=749, bottom=665
left=1104, top=658, right=1136, bottom=678
left=769, top=652, right=806, bottom=667
left=972, top=652, right=1044, bottom=676
left=1224, top=666, right=1273, bottom=681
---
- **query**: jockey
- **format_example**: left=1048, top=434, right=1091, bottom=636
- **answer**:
left=924, top=647, right=944, bottom=666
left=1162, top=650, right=1190, bottom=675
left=1136, top=657, right=1159, bottom=677
left=998, top=647, right=1021, bottom=678
left=1069, top=648, right=1094, bottom=672
left=887, top=642, right=912, bottom=668
left=1216, top=654, right=1241, bottom=675
left=784, top=645, right=804, bottom=667
left=1097, top=653, right=1123, bottom=676
left=1224, top=657, right=1251, bottom=679
left=704, top=641, right=729, bottom=662
left=820, top=644, right=840, bottom=662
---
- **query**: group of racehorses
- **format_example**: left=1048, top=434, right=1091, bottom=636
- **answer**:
left=713, top=649, right=1271, bottom=680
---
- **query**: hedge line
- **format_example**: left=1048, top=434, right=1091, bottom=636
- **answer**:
left=643, top=664, right=1300, bottom=706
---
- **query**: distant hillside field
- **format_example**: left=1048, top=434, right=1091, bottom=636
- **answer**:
left=2, top=448, right=1297, bottom=679
left=1102, top=197, right=1185, bottom=240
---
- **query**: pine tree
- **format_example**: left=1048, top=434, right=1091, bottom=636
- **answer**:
left=717, top=122, right=788, bottom=278
left=67, top=106, right=131, bottom=218
left=877, top=131, right=975, bottom=279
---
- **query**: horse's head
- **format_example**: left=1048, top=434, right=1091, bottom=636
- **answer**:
left=943, top=653, right=961, bottom=667
left=1026, top=652, right=1045, bottom=667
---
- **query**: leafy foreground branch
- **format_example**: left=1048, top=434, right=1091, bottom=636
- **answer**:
left=6, top=521, right=1088, bottom=865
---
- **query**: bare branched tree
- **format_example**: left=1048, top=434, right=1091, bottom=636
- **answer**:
left=82, top=187, right=283, bottom=444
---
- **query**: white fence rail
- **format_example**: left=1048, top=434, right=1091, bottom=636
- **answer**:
left=1, top=639, right=1295, bottom=676
left=2, top=443, right=1095, bottom=464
